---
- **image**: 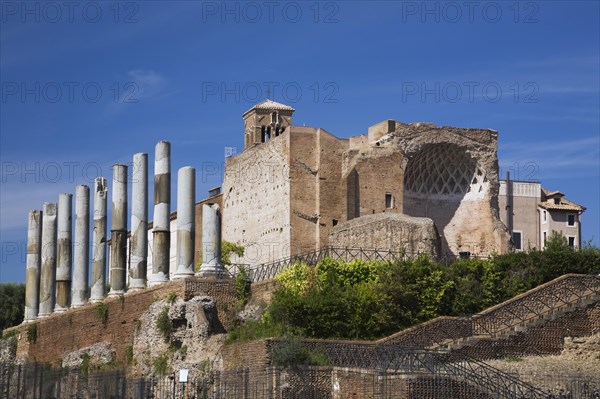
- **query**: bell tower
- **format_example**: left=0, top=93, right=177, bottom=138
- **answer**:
left=242, top=100, right=295, bottom=149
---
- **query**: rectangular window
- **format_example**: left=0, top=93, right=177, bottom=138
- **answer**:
left=567, top=214, right=576, bottom=226
left=512, top=232, right=522, bottom=250
left=385, top=193, right=393, bottom=209
left=568, top=236, right=576, bottom=248
left=543, top=231, right=547, bottom=246
left=542, top=210, right=547, bottom=223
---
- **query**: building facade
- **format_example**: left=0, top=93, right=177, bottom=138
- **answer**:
left=498, top=179, right=585, bottom=250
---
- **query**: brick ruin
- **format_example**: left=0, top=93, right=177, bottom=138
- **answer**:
left=223, top=100, right=510, bottom=265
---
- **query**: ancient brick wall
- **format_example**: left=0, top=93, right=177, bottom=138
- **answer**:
left=13, top=277, right=237, bottom=366
left=250, top=280, right=279, bottom=304
left=315, top=129, right=348, bottom=249
left=221, top=339, right=271, bottom=370
left=406, top=376, right=492, bottom=399
left=342, top=145, right=405, bottom=220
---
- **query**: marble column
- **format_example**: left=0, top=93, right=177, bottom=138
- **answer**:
left=150, top=141, right=171, bottom=286
left=24, top=210, right=42, bottom=321
left=72, top=185, right=89, bottom=307
left=90, top=177, right=108, bottom=302
left=109, top=164, right=127, bottom=296
left=39, top=202, right=57, bottom=317
left=197, top=204, right=222, bottom=277
left=174, top=167, right=195, bottom=279
left=129, top=152, right=148, bottom=290
left=55, top=193, right=72, bottom=312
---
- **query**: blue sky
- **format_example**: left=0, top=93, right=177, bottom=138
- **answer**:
left=1, top=1, right=598, bottom=283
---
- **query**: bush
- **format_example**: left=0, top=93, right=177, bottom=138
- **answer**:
left=227, top=238, right=600, bottom=343
left=26, top=323, right=37, bottom=344
left=93, top=303, right=108, bottom=325
left=235, top=266, right=251, bottom=307
left=153, top=354, right=169, bottom=376
left=80, top=353, right=90, bottom=375
left=156, top=307, right=173, bottom=343
left=271, top=336, right=331, bottom=367
left=166, top=292, right=178, bottom=304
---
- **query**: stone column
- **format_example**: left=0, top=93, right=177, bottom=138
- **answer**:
left=129, top=152, right=148, bottom=290
left=90, top=178, right=108, bottom=302
left=72, top=185, right=90, bottom=307
left=197, top=204, right=222, bottom=277
left=109, top=164, right=127, bottom=296
left=150, top=141, right=171, bottom=286
left=24, top=210, right=42, bottom=321
left=174, top=167, right=195, bottom=279
left=39, top=202, right=57, bottom=317
left=55, top=193, right=72, bottom=312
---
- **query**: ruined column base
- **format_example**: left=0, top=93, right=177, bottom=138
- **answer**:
left=173, top=265, right=194, bottom=279
left=195, top=263, right=224, bottom=278
left=128, top=277, right=147, bottom=291
left=148, top=275, right=169, bottom=287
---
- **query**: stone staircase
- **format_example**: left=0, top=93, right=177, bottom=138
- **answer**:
left=376, top=274, right=600, bottom=354
left=434, top=274, right=600, bottom=352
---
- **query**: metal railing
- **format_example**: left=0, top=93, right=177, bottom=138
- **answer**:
left=270, top=340, right=549, bottom=399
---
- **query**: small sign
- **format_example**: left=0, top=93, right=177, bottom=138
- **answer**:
left=179, top=369, right=188, bottom=383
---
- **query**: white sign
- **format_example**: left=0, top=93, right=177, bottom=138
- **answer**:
left=179, top=369, right=189, bottom=383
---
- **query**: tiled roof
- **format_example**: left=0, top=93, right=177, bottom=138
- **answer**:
left=243, top=99, right=295, bottom=115
left=539, top=202, right=585, bottom=212
left=539, top=186, right=585, bottom=211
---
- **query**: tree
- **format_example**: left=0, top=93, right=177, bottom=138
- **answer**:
left=0, top=283, right=25, bottom=333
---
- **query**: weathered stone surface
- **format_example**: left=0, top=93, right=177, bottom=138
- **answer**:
left=62, top=342, right=115, bottom=368
left=150, top=141, right=171, bottom=286
left=379, top=121, right=510, bottom=256
left=24, top=210, right=42, bottom=321
left=129, top=153, right=148, bottom=290
left=90, top=177, right=107, bottom=303
left=198, top=204, right=223, bottom=276
left=55, top=193, right=72, bottom=312
left=174, top=166, right=195, bottom=278
left=328, top=213, right=441, bottom=257
left=109, top=164, right=127, bottom=296
left=72, top=185, right=90, bottom=307
left=39, top=202, right=57, bottom=317
left=132, top=296, right=225, bottom=378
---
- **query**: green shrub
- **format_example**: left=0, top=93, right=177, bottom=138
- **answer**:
left=153, top=354, right=169, bottom=376
left=126, top=346, right=134, bottom=364
left=26, top=323, right=37, bottom=344
left=271, top=336, right=331, bottom=366
left=235, top=266, right=251, bottom=307
left=167, top=292, right=178, bottom=304
left=227, top=238, right=600, bottom=343
left=93, top=303, right=108, bottom=325
left=80, top=353, right=90, bottom=375
left=156, top=307, right=173, bottom=343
